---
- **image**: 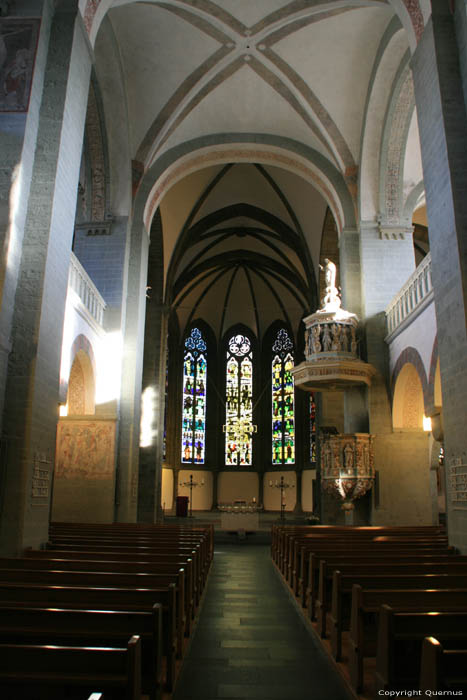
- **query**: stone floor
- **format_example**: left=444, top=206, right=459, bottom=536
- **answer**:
left=173, top=542, right=354, bottom=700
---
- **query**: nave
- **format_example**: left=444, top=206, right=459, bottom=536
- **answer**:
left=174, top=543, right=352, bottom=700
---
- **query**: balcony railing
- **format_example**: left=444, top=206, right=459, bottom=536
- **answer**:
left=386, top=252, right=433, bottom=336
left=68, top=252, right=106, bottom=327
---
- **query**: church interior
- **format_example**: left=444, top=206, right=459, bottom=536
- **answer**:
left=1, top=0, right=467, bottom=697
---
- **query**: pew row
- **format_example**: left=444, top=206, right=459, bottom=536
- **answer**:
left=374, top=605, right=467, bottom=694
left=0, top=635, right=141, bottom=700
left=419, top=636, right=467, bottom=693
left=0, top=580, right=177, bottom=691
left=349, top=585, right=467, bottom=693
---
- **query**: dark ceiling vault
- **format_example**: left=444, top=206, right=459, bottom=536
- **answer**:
left=164, top=163, right=319, bottom=342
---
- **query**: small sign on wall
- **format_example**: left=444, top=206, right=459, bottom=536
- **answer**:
left=31, top=452, right=50, bottom=506
left=448, top=457, right=467, bottom=508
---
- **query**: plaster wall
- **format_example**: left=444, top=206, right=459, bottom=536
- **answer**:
left=52, top=418, right=117, bottom=523
left=263, top=471, right=297, bottom=511
left=161, top=468, right=174, bottom=512
left=372, top=431, right=433, bottom=525
left=178, top=469, right=213, bottom=511
left=217, top=471, right=259, bottom=504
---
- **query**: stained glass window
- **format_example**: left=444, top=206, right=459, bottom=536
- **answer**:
left=225, top=334, right=253, bottom=466
left=310, top=393, right=317, bottom=463
left=181, top=328, right=207, bottom=464
left=272, top=329, right=295, bottom=464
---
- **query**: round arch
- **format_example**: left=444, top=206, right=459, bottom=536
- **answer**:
left=67, top=349, right=96, bottom=416
left=137, top=136, right=357, bottom=237
left=392, top=361, right=425, bottom=429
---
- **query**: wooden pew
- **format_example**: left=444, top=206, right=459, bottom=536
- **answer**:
left=0, top=635, right=141, bottom=700
left=349, top=585, right=467, bottom=693
left=375, top=605, right=467, bottom=693
left=0, top=566, right=185, bottom=659
left=44, top=542, right=205, bottom=585
left=0, top=605, right=162, bottom=699
left=316, top=559, right=467, bottom=636
left=47, top=532, right=210, bottom=573
left=420, top=636, right=467, bottom=692
left=304, top=551, right=466, bottom=618
left=271, top=524, right=446, bottom=566
left=50, top=522, right=214, bottom=561
left=323, top=568, right=467, bottom=652
left=25, top=547, right=203, bottom=608
left=0, top=555, right=194, bottom=636
left=279, top=528, right=449, bottom=583
left=291, top=537, right=452, bottom=593
left=0, top=580, right=177, bottom=691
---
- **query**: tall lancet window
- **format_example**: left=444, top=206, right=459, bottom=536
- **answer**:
left=181, top=328, right=207, bottom=464
left=272, top=329, right=295, bottom=464
left=225, top=334, right=253, bottom=466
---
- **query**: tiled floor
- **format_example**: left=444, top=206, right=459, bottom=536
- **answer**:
left=173, top=543, right=354, bottom=700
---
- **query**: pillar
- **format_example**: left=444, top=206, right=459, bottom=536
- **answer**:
left=411, top=0, right=467, bottom=551
left=137, top=212, right=167, bottom=523
left=0, top=0, right=92, bottom=554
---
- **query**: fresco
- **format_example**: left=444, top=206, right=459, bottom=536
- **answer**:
left=0, top=19, right=40, bottom=111
left=55, top=420, right=116, bottom=480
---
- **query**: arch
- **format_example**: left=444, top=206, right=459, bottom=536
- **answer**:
left=70, top=334, right=97, bottom=380
left=392, top=347, right=429, bottom=428
left=67, top=349, right=96, bottom=415
left=403, top=179, right=425, bottom=222
left=378, top=56, right=416, bottom=230
left=392, top=361, right=425, bottom=429
left=137, top=136, right=356, bottom=235
left=425, top=336, right=442, bottom=414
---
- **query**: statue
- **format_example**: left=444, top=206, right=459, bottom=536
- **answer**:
left=350, top=326, right=357, bottom=354
left=341, top=325, right=349, bottom=351
left=344, top=443, right=354, bottom=475
left=331, top=323, right=341, bottom=351
left=320, top=259, right=341, bottom=310
left=322, top=324, right=331, bottom=352
left=311, top=325, right=321, bottom=353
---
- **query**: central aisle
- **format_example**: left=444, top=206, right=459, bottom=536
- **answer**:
left=173, top=543, right=353, bottom=700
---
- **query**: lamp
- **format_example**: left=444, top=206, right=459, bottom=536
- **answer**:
left=423, top=415, right=432, bottom=432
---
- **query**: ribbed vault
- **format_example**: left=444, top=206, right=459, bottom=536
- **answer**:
left=162, top=162, right=320, bottom=342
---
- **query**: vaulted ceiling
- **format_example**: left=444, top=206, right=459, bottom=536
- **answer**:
left=91, top=0, right=425, bottom=338
left=106, top=0, right=397, bottom=170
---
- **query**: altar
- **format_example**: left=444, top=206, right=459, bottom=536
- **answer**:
left=218, top=502, right=261, bottom=532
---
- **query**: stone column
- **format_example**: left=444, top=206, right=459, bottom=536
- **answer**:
left=0, top=0, right=92, bottom=554
left=411, top=0, right=467, bottom=551
left=115, top=220, right=149, bottom=522
left=339, top=226, right=363, bottom=318
left=137, top=300, right=168, bottom=523
left=293, top=469, right=303, bottom=515
left=136, top=211, right=167, bottom=523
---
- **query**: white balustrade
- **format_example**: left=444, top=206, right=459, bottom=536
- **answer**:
left=68, top=252, right=106, bottom=327
left=385, top=252, right=432, bottom=336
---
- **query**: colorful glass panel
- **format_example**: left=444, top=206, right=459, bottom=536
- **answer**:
left=181, top=328, right=207, bottom=464
left=225, top=334, right=253, bottom=466
left=272, top=330, right=295, bottom=465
